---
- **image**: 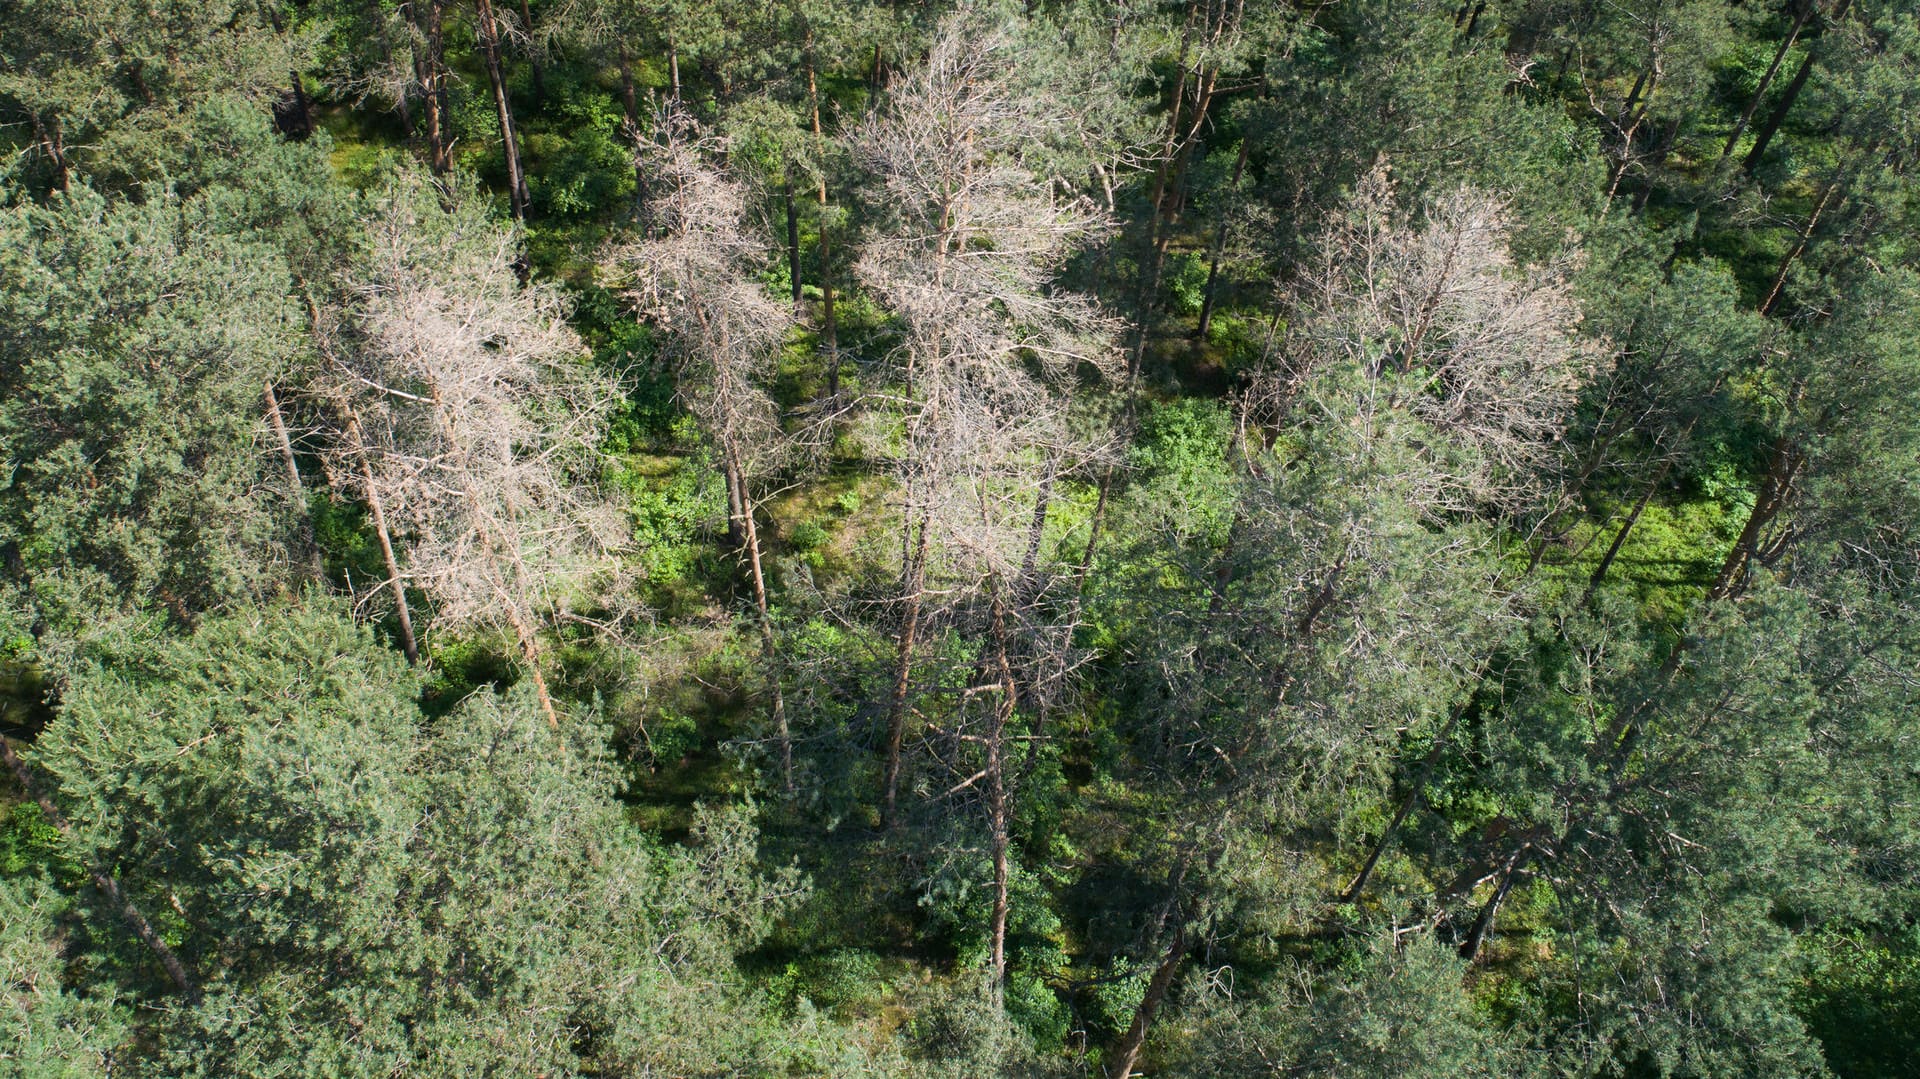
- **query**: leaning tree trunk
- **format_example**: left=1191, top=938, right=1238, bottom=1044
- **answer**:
left=1459, top=854, right=1526, bottom=962
left=304, top=285, right=421, bottom=663
left=2, top=737, right=201, bottom=1004
left=516, top=0, right=543, bottom=100
left=428, top=384, right=559, bottom=726
left=1723, top=0, right=1816, bottom=158
left=1343, top=685, right=1483, bottom=903
left=808, top=51, right=841, bottom=397
left=881, top=513, right=931, bottom=829
left=338, top=401, right=420, bottom=665
left=1107, top=919, right=1189, bottom=1079
left=1586, top=460, right=1667, bottom=596
left=1194, top=138, right=1250, bottom=340
left=1707, top=432, right=1801, bottom=602
left=785, top=179, right=803, bottom=311
left=413, top=0, right=452, bottom=173
left=617, top=42, right=648, bottom=209
left=722, top=432, right=792, bottom=792
left=985, top=588, right=1020, bottom=1004
left=263, top=381, right=326, bottom=585
left=474, top=0, right=530, bottom=220
left=1744, top=0, right=1855, bottom=175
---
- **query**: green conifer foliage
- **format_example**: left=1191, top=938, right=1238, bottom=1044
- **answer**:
left=0, top=188, right=302, bottom=647
left=22, top=601, right=836, bottom=1075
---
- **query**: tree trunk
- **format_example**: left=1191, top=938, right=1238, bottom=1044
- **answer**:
left=474, top=0, right=530, bottom=221
left=986, top=591, right=1018, bottom=1003
left=263, top=381, right=326, bottom=585
left=25, top=110, right=71, bottom=192
left=1342, top=688, right=1480, bottom=903
left=429, top=385, right=558, bottom=726
left=1760, top=173, right=1843, bottom=316
left=720, top=457, right=746, bottom=549
left=820, top=218, right=840, bottom=397
left=1163, top=63, right=1219, bottom=225
left=881, top=512, right=931, bottom=830
left=1194, top=137, right=1249, bottom=340
left=305, top=283, right=421, bottom=665
left=1630, top=114, right=1684, bottom=214
left=1106, top=920, right=1189, bottom=1079
left=1075, top=454, right=1119, bottom=593
left=283, top=68, right=314, bottom=140
left=1741, top=0, right=1852, bottom=179
left=725, top=439, right=792, bottom=792
left=2, top=737, right=201, bottom=1004
left=1605, top=67, right=1658, bottom=201
left=339, top=404, right=420, bottom=665
left=415, top=0, right=452, bottom=173
left=1462, top=0, right=1487, bottom=38
left=1459, top=857, right=1523, bottom=962
left=516, top=0, right=543, bottom=100
left=1707, top=433, right=1800, bottom=602
left=1125, top=3, right=1198, bottom=383
left=373, top=5, right=416, bottom=137
left=1723, top=0, right=1816, bottom=158
left=1586, top=460, right=1669, bottom=596
left=809, top=52, right=840, bottom=398
left=617, top=44, right=647, bottom=209
left=785, top=179, right=803, bottom=311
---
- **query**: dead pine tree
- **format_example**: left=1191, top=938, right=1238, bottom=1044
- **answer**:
left=331, top=172, right=631, bottom=726
left=850, top=13, right=1121, bottom=1002
left=611, top=110, right=815, bottom=791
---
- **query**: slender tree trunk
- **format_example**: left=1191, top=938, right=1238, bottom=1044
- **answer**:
left=1163, top=64, right=1219, bottom=225
left=416, top=0, right=452, bottom=173
left=1630, top=114, right=1683, bottom=213
left=373, top=6, right=416, bottom=137
left=881, top=512, right=931, bottom=830
left=668, top=40, right=682, bottom=102
left=1459, top=857, right=1524, bottom=962
left=720, top=458, right=746, bottom=549
left=1707, top=433, right=1800, bottom=602
left=1017, top=462, right=1056, bottom=599
left=1462, top=0, right=1487, bottom=38
left=516, top=0, right=543, bottom=100
left=1741, top=0, right=1847, bottom=180
left=1076, top=462, right=1114, bottom=591
left=474, top=0, right=530, bottom=221
left=1107, top=920, right=1189, bottom=1079
left=808, top=51, right=840, bottom=398
left=25, top=111, right=71, bottom=192
left=785, top=179, right=803, bottom=310
left=1605, top=68, right=1658, bottom=201
left=339, top=405, right=420, bottom=665
left=724, top=437, right=791, bottom=792
left=304, top=284, right=422, bottom=664
left=985, top=591, right=1019, bottom=1004
left=1194, top=137, right=1249, bottom=340
left=264, top=381, right=326, bottom=585
left=617, top=43, right=642, bottom=176
left=1586, top=461, right=1667, bottom=596
left=429, top=385, right=558, bottom=726
left=2, top=737, right=201, bottom=1004
left=1723, top=0, right=1816, bottom=158
left=1744, top=51, right=1813, bottom=174
left=1123, top=5, right=1199, bottom=383
left=820, top=217, right=840, bottom=396
left=285, top=68, right=314, bottom=139
left=1342, top=686, right=1482, bottom=903
left=1760, top=173, right=1843, bottom=315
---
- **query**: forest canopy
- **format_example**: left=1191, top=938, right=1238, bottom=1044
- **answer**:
left=3, top=0, right=1918, bottom=1075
